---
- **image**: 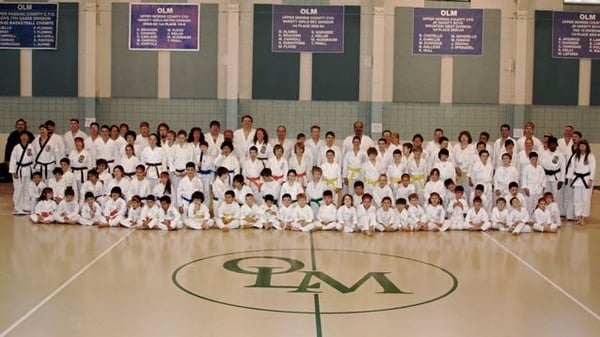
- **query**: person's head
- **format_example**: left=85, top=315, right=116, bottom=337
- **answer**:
left=496, top=197, right=506, bottom=210
left=396, top=198, right=407, bottom=211
left=413, top=145, right=423, bottom=158
left=224, top=190, right=235, bottom=204
left=393, top=149, right=402, bottom=162
left=139, top=121, right=150, bottom=137
left=232, top=174, right=245, bottom=188
left=479, top=150, right=490, bottom=163
left=438, top=148, right=449, bottom=161
left=412, top=133, right=423, bottom=146
left=200, top=140, right=209, bottom=153
left=160, top=195, right=171, bottom=210
left=87, top=169, right=99, bottom=182
left=353, top=180, right=364, bottom=195
left=378, top=174, right=388, bottom=187
left=500, top=124, right=511, bottom=138
left=322, top=190, right=333, bottom=205
left=444, top=178, right=456, bottom=191
left=241, top=115, right=253, bottom=129
left=429, top=168, right=440, bottom=181
left=325, top=149, right=335, bottom=163
left=18, top=130, right=30, bottom=145
left=381, top=196, right=392, bottom=209
left=192, top=191, right=205, bottom=205
left=60, top=157, right=70, bottom=171
left=382, top=130, right=392, bottom=143
left=476, top=141, right=486, bottom=153
left=353, top=121, right=364, bottom=137
left=505, top=139, right=514, bottom=152
left=131, top=195, right=142, bottom=208
left=547, top=136, right=558, bottom=151
left=223, top=129, right=234, bottom=141
left=260, top=167, right=273, bottom=181
left=146, top=194, right=156, bottom=208
left=84, top=191, right=95, bottom=205
left=400, top=173, right=411, bottom=186
left=157, top=123, right=170, bottom=138
left=15, top=118, right=27, bottom=132
left=510, top=197, right=521, bottom=209
left=110, top=125, right=120, bottom=140
left=479, top=131, right=490, bottom=144
left=455, top=185, right=464, bottom=198
left=361, top=193, right=373, bottom=208
left=221, top=141, right=234, bottom=155
left=474, top=184, right=484, bottom=196
left=159, top=171, right=170, bottom=185
left=528, top=151, right=539, bottom=165
left=325, top=131, right=335, bottom=146
left=428, top=192, right=441, bottom=205
left=101, top=125, right=110, bottom=139
left=38, top=187, right=53, bottom=201
left=439, top=136, right=449, bottom=148
left=296, top=133, right=306, bottom=145
left=524, top=122, right=535, bottom=136
left=186, top=161, right=196, bottom=177
left=508, top=181, right=519, bottom=195
left=209, top=120, right=221, bottom=134
left=96, top=159, right=108, bottom=173
left=69, top=118, right=80, bottom=132
left=294, top=142, right=305, bottom=155
left=501, top=153, right=512, bottom=166
left=578, top=139, right=591, bottom=155
left=276, top=125, right=287, bottom=140
left=52, top=167, right=63, bottom=180
left=458, top=130, right=472, bottom=144
left=281, top=193, right=292, bottom=207
left=296, top=193, right=307, bottom=207
left=287, top=169, right=297, bottom=182
left=352, top=136, right=361, bottom=150
left=342, top=194, right=353, bottom=207
left=176, top=130, right=187, bottom=145
left=111, top=186, right=122, bottom=200
left=120, top=123, right=130, bottom=137
left=273, top=144, right=284, bottom=158
left=310, top=125, right=321, bottom=140
left=472, top=196, right=483, bottom=210
left=408, top=193, right=419, bottom=206
left=367, top=147, right=378, bottom=160
left=402, top=142, right=413, bottom=155
left=125, top=130, right=137, bottom=145
left=149, top=133, right=161, bottom=147
left=38, top=124, right=48, bottom=137
left=537, top=197, right=546, bottom=210
left=254, top=128, right=268, bottom=143
left=45, top=120, right=56, bottom=135
left=264, top=194, right=275, bottom=207
left=64, top=186, right=75, bottom=202
left=135, top=165, right=146, bottom=179
left=245, top=193, right=255, bottom=206
left=32, top=171, right=42, bottom=184
left=89, top=122, right=99, bottom=137
left=112, top=165, right=124, bottom=179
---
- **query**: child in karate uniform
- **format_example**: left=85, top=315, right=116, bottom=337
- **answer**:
left=79, top=192, right=107, bottom=226
left=491, top=197, right=511, bottom=231
left=259, top=194, right=279, bottom=230
left=509, top=197, right=533, bottom=235
left=30, top=187, right=57, bottom=224
left=317, top=190, right=339, bottom=230
left=27, top=172, right=46, bottom=215
left=137, top=195, right=161, bottom=230
left=240, top=193, right=264, bottom=229
left=157, top=195, right=182, bottom=230
left=215, top=190, right=241, bottom=231
left=532, top=197, right=559, bottom=233
left=100, top=186, right=127, bottom=227
left=425, top=192, right=450, bottom=232
left=291, top=194, right=317, bottom=232
left=184, top=191, right=214, bottom=230
left=395, top=198, right=409, bottom=231
left=55, top=187, right=80, bottom=224
left=406, top=193, right=427, bottom=231
left=306, top=166, right=326, bottom=216
left=446, top=186, right=468, bottom=230
left=357, top=193, right=377, bottom=236
left=120, top=195, right=143, bottom=228
left=276, top=194, right=295, bottom=230
left=376, top=196, right=399, bottom=232
left=465, top=197, right=491, bottom=231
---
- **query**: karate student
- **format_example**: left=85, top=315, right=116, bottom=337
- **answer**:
left=243, top=146, right=264, bottom=194
left=127, top=165, right=151, bottom=204
left=465, top=197, right=491, bottom=231
left=55, top=187, right=80, bottom=224
left=571, top=139, right=595, bottom=225
left=259, top=194, right=278, bottom=230
left=509, top=197, right=533, bottom=235
left=544, top=192, right=561, bottom=227
left=372, top=174, right=395, bottom=208
left=30, top=187, right=57, bottom=224
left=152, top=171, right=173, bottom=203
left=96, top=159, right=112, bottom=188
left=104, top=165, right=130, bottom=206
left=118, top=144, right=140, bottom=179
left=343, top=136, right=366, bottom=191
left=395, top=173, right=416, bottom=203
left=94, top=125, right=119, bottom=171
left=291, top=193, right=317, bottom=232
left=196, top=140, right=214, bottom=199
left=277, top=193, right=295, bottom=230
left=78, top=191, right=106, bottom=226
left=318, top=131, right=342, bottom=166
left=59, top=158, right=79, bottom=200
left=212, top=167, right=231, bottom=211
left=33, top=124, right=62, bottom=181
left=521, top=152, right=546, bottom=213
left=9, top=131, right=35, bottom=215
left=446, top=186, right=468, bottom=230
left=184, top=191, right=214, bottom=230
left=259, top=168, right=281, bottom=205
left=387, top=149, right=406, bottom=194
left=213, top=141, right=240, bottom=185
left=406, top=193, right=427, bottom=231
left=157, top=195, right=182, bottom=231
left=469, top=150, right=494, bottom=207
left=357, top=193, right=377, bottom=235
left=316, top=190, right=338, bottom=230
left=268, top=144, right=288, bottom=182
left=375, top=196, right=399, bottom=232
left=494, top=153, right=520, bottom=200
left=240, top=193, right=264, bottom=229
left=137, top=195, right=160, bottom=230
left=27, top=172, right=46, bottom=214
left=120, top=195, right=143, bottom=228
left=532, top=197, right=559, bottom=233
left=215, top=190, right=241, bottom=231
left=423, top=168, right=445, bottom=205
left=79, top=169, right=104, bottom=206
left=432, top=148, right=456, bottom=183
left=321, top=149, right=343, bottom=205
left=169, top=130, right=195, bottom=194
left=361, top=147, right=382, bottom=194
left=306, top=166, right=326, bottom=215
left=490, top=197, right=510, bottom=231
left=100, top=186, right=127, bottom=227
left=290, top=142, right=312, bottom=187
left=469, top=184, right=491, bottom=214
left=279, top=169, right=304, bottom=205
left=232, top=174, right=254, bottom=206
left=425, top=192, right=450, bottom=231
left=540, top=137, right=565, bottom=209
left=47, top=167, right=69, bottom=204
left=177, top=162, right=203, bottom=213
left=327, top=194, right=359, bottom=233
left=395, top=198, right=409, bottom=231
left=141, top=133, right=168, bottom=189
left=407, top=146, right=429, bottom=197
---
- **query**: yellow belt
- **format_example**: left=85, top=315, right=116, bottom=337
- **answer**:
left=364, top=177, right=378, bottom=186
left=390, top=177, right=401, bottom=184
left=323, top=177, right=338, bottom=189
left=411, top=174, right=425, bottom=187
left=348, top=167, right=361, bottom=183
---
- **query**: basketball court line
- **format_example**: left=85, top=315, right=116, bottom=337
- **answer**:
left=309, top=232, right=323, bottom=337
left=0, top=229, right=135, bottom=337
left=482, top=232, right=600, bottom=321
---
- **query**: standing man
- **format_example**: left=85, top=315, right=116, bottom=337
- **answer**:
left=271, top=125, right=294, bottom=160
left=493, top=124, right=515, bottom=166
left=233, top=115, right=255, bottom=162
left=342, top=121, right=375, bottom=156
left=63, top=119, right=88, bottom=157
left=205, top=120, right=224, bottom=159
left=135, top=121, right=151, bottom=151
left=305, top=125, right=324, bottom=167
left=517, top=122, right=543, bottom=153
left=44, top=120, right=65, bottom=160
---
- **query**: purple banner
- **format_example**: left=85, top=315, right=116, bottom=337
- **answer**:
left=129, top=3, right=199, bottom=51
left=413, top=8, right=483, bottom=56
left=0, top=3, right=58, bottom=49
left=552, top=11, right=600, bottom=59
left=272, top=5, right=344, bottom=53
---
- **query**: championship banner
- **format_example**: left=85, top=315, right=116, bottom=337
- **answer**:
left=0, top=3, right=58, bottom=49
left=552, top=11, right=600, bottom=59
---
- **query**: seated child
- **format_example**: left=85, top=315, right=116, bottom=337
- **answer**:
left=30, top=187, right=57, bottom=224
left=259, top=194, right=279, bottom=230
left=215, top=190, right=241, bottom=231
left=532, top=197, right=559, bottom=233
left=183, top=191, right=214, bottom=230
left=78, top=191, right=107, bottom=226
left=55, top=187, right=80, bottom=224
left=120, top=195, right=143, bottom=228
left=157, top=195, right=183, bottom=231
left=240, top=193, right=264, bottom=229
left=375, top=196, right=399, bottom=232
left=137, top=195, right=160, bottom=229
left=465, top=196, right=491, bottom=231
left=100, top=186, right=127, bottom=227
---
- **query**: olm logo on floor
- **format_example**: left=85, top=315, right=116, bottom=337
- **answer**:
left=172, top=249, right=458, bottom=314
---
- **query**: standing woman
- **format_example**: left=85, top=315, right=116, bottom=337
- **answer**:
left=141, top=133, right=168, bottom=189
left=9, top=131, right=36, bottom=214
left=571, top=139, right=595, bottom=225
left=33, top=124, right=62, bottom=181
left=453, top=130, right=476, bottom=197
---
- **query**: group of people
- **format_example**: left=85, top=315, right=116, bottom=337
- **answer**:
left=5, top=116, right=595, bottom=234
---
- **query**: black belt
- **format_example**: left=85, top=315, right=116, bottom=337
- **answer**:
left=124, top=172, right=135, bottom=177
left=146, top=162, right=161, bottom=177
left=544, top=168, right=561, bottom=176
left=571, top=172, right=591, bottom=188
left=16, top=162, right=33, bottom=179
left=36, top=161, right=55, bottom=178
left=71, top=167, right=88, bottom=183
left=175, top=169, right=185, bottom=173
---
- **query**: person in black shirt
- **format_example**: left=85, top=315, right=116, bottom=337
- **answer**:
left=5, top=119, right=34, bottom=163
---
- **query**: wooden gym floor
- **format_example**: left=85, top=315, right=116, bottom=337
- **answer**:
left=0, top=183, right=598, bottom=337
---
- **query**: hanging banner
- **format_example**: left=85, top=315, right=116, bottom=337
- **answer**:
left=552, top=11, right=600, bottom=59
left=413, top=8, right=483, bottom=56
left=272, top=5, right=344, bottom=53
left=129, top=3, right=199, bottom=51
left=0, top=3, right=58, bottom=49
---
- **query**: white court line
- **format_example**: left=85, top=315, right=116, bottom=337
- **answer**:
left=482, top=232, right=600, bottom=321
left=0, top=230, right=135, bottom=337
